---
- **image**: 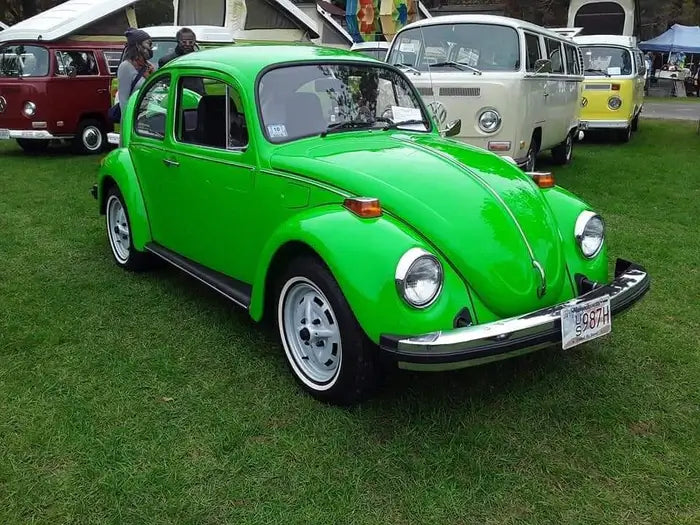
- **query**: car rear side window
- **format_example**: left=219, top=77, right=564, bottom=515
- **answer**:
left=135, top=76, right=171, bottom=140
left=525, top=33, right=542, bottom=72
left=564, top=44, right=581, bottom=75
left=175, top=76, right=248, bottom=150
left=545, top=38, right=564, bottom=74
left=55, top=51, right=99, bottom=76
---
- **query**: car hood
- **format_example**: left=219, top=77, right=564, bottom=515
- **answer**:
left=270, top=132, right=569, bottom=318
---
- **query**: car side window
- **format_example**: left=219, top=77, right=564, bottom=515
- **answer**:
left=525, top=33, right=542, bottom=72
left=176, top=76, right=249, bottom=150
left=55, top=50, right=99, bottom=76
left=135, top=76, right=171, bottom=140
left=565, top=44, right=580, bottom=75
left=545, top=39, right=564, bottom=74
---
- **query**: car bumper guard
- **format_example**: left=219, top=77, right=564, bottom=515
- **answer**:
left=379, top=259, right=649, bottom=367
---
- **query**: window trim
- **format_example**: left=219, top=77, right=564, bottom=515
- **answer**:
left=523, top=31, right=543, bottom=73
left=172, top=73, right=250, bottom=153
left=133, top=73, right=172, bottom=141
left=544, top=37, right=565, bottom=75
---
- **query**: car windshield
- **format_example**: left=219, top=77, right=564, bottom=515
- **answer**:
left=0, top=45, right=49, bottom=77
left=258, top=63, right=430, bottom=144
left=387, top=23, right=520, bottom=72
left=581, top=46, right=633, bottom=76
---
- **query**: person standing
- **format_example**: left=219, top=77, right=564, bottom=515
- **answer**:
left=644, top=52, right=652, bottom=95
left=158, top=27, right=205, bottom=95
left=115, top=28, right=155, bottom=121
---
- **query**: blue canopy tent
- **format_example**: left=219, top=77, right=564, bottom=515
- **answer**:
left=639, top=24, right=700, bottom=53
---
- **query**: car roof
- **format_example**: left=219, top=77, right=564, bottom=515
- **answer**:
left=141, top=25, right=237, bottom=43
left=574, top=35, right=638, bottom=49
left=396, top=14, right=576, bottom=43
left=163, top=43, right=379, bottom=83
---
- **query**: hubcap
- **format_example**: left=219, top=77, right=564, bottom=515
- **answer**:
left=280, top=278, right=341, bottom=386
left=83, top=126, right=102, bottom=150
left=526, top=148, right=536, bottom=171
left=106, top=196, right=130, bottom=263
left=566, top=135, right=573, bottom=159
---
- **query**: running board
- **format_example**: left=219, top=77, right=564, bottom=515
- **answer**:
left=145, top=243, right=252, bottom=309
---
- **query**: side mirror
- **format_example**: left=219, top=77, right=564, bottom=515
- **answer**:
left=442, top=119, right=461, bottom=137
left=534, top=59, right=552, bottom=74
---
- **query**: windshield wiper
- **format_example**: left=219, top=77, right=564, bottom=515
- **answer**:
left=395, top=63, right=421, bottom=75
left=320, top=120, right=375, bottom=137
left=585, top=68, right=611, bottom=77
left=430, top=61, right=482, bottom=75
left=382, top=119, right=429, bottom=131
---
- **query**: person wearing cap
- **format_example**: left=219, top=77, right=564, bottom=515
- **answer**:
left=158, top=27, right=205, bottom=95
left=116, top=28, right=155, bottom=120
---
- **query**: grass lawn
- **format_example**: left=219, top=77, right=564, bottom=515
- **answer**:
left=1, top=120, right=698, bottom=524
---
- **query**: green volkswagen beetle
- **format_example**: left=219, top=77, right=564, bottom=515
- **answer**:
left=94, top=44, right=649, bottom=405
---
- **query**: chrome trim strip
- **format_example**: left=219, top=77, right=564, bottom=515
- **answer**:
left=0, top=129, right=63, bottom=140
left=387, top=263, right=648, bottom=357
left=260, top=169, right=352, bottom=197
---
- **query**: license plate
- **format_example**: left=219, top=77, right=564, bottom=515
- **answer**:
left=561, top=295, right=611, bottom=350
left=0, top=129, right=10, bottom=140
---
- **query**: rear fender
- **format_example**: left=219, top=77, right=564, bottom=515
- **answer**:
left=97, top=148, right=151, bottom=251
left=250, top=206, right=473, bottom=343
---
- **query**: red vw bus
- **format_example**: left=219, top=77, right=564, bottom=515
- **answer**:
left=0, top=39, right=123, bottom=154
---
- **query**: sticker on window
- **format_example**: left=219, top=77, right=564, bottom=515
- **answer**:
left=607, top=66, right=621, bottom=75
left=399, top=42, right=416, bottom=53
left=268, top=124, right=288, bottom=138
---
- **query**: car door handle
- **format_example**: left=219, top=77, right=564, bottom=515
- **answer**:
left=97, top=88, right=108, bottom=94
left=162, top=158, right=180, bottom=168
left=544, top=92, right=550, bottom=97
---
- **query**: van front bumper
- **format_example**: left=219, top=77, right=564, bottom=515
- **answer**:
left=579, top=120, right=630, bottom=130
left=379, top=259, right=649, bottom=371
left=0, top=129, right=64, bottom=140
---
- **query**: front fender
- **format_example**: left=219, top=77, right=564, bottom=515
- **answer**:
left=250, top=205, right=473, bottom=343
left=97, top=148, right=151, bottom=251
left=543, top=186, right=608, bottom=284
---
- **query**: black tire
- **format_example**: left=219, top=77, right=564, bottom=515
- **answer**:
left=617, top=125, right=632, bottom=143
left=105, top=186, right=152, bottom=271
left=631, top=115, right=639, bottom=132
left=523, top=134, right=539, bottom=172
left=551, top=131, right=574, bottom=165
left=16, top=138, right=50, bottom=154
left=275, top=255, right=381, bottom=405
left=73, top=118, right=106, bottom=155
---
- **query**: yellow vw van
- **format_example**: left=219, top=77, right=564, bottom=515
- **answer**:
left=574, top=35, right=645, bottom=142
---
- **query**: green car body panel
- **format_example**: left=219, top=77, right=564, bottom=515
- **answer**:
left=97, top=45, right=616, bottom=350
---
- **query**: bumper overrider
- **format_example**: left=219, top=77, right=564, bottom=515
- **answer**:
left=380, top=259, right=649, bottom=370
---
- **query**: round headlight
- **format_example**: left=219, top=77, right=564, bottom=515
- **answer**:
left=23, top=101, right=36, bottom=117
left=575, top=211, right=605, bottom=258
left=608, top=96, right=622, bottom=110
left=396, top=248, right=443, bottom=308
left=478, top=110, right=501, bottom=133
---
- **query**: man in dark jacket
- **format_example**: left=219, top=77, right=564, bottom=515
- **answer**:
left=159, top=27, right=205, bottom=94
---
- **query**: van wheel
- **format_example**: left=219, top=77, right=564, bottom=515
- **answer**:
left=276, top=255, right=381, bottom=406
left=617, top=125, right=632, bottom=143
left=74, top=119, right=105, bottom=155
left=631, top=115, right=639, bottom=132
left=16, top=139, right=50, bottom=154
left=551, top=131, right=574, bottom=165
left=523, top=137, right=539, bottom=172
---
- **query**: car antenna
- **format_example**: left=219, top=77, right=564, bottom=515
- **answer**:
left=417, top=22, right=439, bottom=127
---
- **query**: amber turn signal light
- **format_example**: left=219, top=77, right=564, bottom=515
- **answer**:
left=611, top=83, right=621, bottom=91
left=343, top=197, right=382, bottom=218
left=526, top=172, right=556, bottom=188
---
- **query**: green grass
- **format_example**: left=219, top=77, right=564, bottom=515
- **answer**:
left=1, top=121, right=699, bottom=524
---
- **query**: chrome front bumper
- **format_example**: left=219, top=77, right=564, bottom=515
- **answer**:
left=0, top=129, right=61, bottom=140
left=380, top=259, right=649, bottom=370
left=579, top=120, right=630, bottom=130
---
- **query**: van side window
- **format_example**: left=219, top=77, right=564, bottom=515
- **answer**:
left=135, top=76, right=171, bottom=140
left=525, top=33, right=542, bottom=72
left=545, top=39, right=564, bottom=74
left=636, top=51, right=646, bottom=76
left=176, top=76, right=248, bottom=150
left=56, top=51, right=98, bottom=76
left=565, top=44, right=580, bottom=75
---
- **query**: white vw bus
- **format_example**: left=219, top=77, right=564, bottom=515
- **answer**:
left=387, top=15, right=584, bottom=170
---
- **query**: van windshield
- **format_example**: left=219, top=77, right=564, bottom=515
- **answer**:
left=0, top=45, right=49, bottom=77
left=388, top=23, right=520, bottom=72
left=581, top=46, right=633, bottom=76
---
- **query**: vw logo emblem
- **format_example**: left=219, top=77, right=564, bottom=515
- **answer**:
left=427, top=101, right=447, bottom=125
left=0, top=96, right=7, bottom=114
left=581, top=97, right=588, bottom=107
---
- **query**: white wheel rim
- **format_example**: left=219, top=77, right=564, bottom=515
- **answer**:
left=526, top=147, right=536, bottom=171
left=566, top=134, right=573, bottom=160
left=83, top=126, right=102, bottom=151
left=278, top=277, right=342, bottom=389
left=106, top=195, right=130, bottom=263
